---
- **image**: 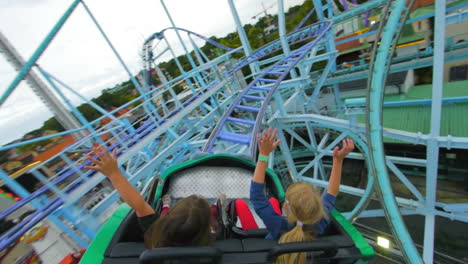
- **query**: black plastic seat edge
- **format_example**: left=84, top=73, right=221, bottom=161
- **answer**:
left=267, top=240, right=338, bottom=261
left=231, top=226, right=269, bottom=238
left=139, top=247, right=222, bottom=264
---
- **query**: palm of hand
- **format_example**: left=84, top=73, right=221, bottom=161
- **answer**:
left=257, top=128, right=281, bottom=156
left=85, top=145, right=119, bottom=178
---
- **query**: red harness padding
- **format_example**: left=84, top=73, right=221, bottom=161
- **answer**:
left=235, top=198, right=281, bottom=231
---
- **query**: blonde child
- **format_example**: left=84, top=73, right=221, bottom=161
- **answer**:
left=251, top=128, right=354, bottom=264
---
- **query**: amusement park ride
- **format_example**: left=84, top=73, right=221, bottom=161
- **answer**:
left=1, top=0, right=468, bottom=263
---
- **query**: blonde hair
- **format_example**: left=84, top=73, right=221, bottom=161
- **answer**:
left=276, top=182, right=327, bottom=264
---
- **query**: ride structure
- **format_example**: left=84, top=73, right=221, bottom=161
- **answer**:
left=0, top=0, right=467, bottom=263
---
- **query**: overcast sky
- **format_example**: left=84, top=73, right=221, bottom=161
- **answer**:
left=0, top=0, right=305, bottom=146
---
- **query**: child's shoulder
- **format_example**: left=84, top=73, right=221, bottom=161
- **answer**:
left=322, top=193, right=336, bottom=211
left=138, top=213, right=157, bottom=232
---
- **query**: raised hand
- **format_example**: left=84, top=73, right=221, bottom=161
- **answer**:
left=85, top=144, right=154, bottom=217
left=332, top=139, right=354, bottom=161
left=256, top=128, right=281, bottom=156
left=85, top=144, right=119, bottom=179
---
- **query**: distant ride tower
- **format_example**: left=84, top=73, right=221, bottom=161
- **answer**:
left=0, top=31, right=86, bottom=139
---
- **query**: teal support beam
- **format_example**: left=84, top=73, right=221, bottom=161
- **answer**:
left=80, top=0, right=157, bottom=116
left=367, top=0, right=423, bottom=262
left=227, top=0, right=260, bottom=75
left=0, top=0, right=81, bottom=107
left=277, top=0, right=298, bottom=79
left=423, top=0, right=446, bottom=263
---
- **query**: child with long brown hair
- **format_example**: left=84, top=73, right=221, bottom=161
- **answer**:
left=251, top=128, right=354, bottom=264
left=85, top=145, right=213, bottom=249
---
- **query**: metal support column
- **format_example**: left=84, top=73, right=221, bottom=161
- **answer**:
left=277, top=0, right=298, bottom=78
left=227, top=0, right=260, bottom=75
left=423, top=0, right=446, bottom=263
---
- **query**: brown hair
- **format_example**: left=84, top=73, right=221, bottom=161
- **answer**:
left=144, top=195, right=211, bottom=248
left=276, top=182, right=327, bottom=264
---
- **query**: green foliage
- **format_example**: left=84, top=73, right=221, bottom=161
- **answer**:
left=43, top=117, right=65, bottom=132
left=248, top=26, right=265, bottom=49
left=78, top=103, right=101, bottom=121
left=17, top=138, right=53, bottom=153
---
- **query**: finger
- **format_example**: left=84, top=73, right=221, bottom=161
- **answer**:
left=84, top=165, right=100, bottom=171
left=95, top=146, right=106, bottom=160
left=344, top=139, right=350, bottom=149
left=333, top=146, right=339, bottom=155
left=262, top=129, right=267, bottom=140
left=87, top=156, right=103, bottom=166
left=112, top=148, right=118, bottom=159
left=268, top=127, right=272, bottom=138
left=349, top=139, right=355, bottom=150
left=342, top=139, right=348, bottom=150
left=273, top=139, right=281, bottom=148
left=98, top=145, right=110, bottom=158
left=96, top=151, right=105, bottom=161
left=256, top=134, right=261, bottom=142
left=270, top=128, right=278, bottom=142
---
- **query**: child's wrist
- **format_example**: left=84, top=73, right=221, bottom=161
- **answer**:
left=258, top=154, right=269, bottom=163
left=333, top=157, right=344, bottom=162
left=108, top=171, right=124, bottom=180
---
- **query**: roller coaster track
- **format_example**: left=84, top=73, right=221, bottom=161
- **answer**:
left=204, top=21, right=333, bottom=158
left=336, top=0, right=371, bottom=27
left=0, top=78, right=230, bottom=250
left=366, top=0, right=423, bottom=263
left=0, top=19, right=336, bottom=251
left=144, top=21, right=337, bottom=81
left=0, top=19, right=338, bottom=250
left=144, top=27, right=240, bottom=54
left=3, top=1, right=466, bottom=260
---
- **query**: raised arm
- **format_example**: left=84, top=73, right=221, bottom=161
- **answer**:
left=328, top=139, right=354, bottom=196
left=251, top=128, right=289, bottom=236
left=85, top=145, right=155, bottom=217
left=252, top=128, right=281, bottom=184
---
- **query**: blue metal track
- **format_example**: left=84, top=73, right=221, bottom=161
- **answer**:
left=204, top=21, right=332, bottom=158
left=1, top=1, right=467, bottom=261
left=0, top=79, right=225, bottom=250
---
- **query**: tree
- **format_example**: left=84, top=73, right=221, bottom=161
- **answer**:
left=43, top=117, right=65, bottom=132
left=248, top=26, right=265, bottom=49
left=77, top=103, right=100, bottom=121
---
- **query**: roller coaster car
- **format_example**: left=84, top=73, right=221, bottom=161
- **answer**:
left=81, top=154, right=374, bottom=264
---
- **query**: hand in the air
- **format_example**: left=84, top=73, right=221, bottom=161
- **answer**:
left=256, top=128, right=281, bottom=156
left=85, top=144, right=119, bottom=179
left=333, top=139, right=354, bottom=161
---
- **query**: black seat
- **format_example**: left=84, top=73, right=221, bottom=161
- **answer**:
left=108, top=240, right=244, bottom=258
left=221, top=252, right=270, bottom=264
left=241, top=238, right=277, bottom=252
left=139, top=246, right=222, bottom=264
left=214, top=239, right=243, bottom=253
left=109, top=242, right=145, bottom=258
left=267, top=240, right=339, bottom=262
